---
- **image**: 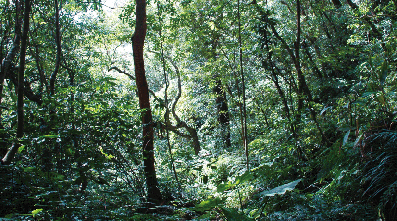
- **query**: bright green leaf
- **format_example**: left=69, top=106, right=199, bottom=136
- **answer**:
left=17, top=145, right=25, bottom=153
left=31, top=209, right=43, bottom=217
left=195, top=197, right=224, bottom=212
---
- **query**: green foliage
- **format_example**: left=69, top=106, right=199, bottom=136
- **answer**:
left=195, top=197, right=224, bottom=212
left=219, top=207, right=255, bottom=221
left=1, top=0, right=397, bottom=219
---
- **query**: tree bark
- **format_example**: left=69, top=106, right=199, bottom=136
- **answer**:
left=160, top=55, right=201, bottom=155
left=331, top=0, right=342, bottom=8
left=2, top=0, right=31, bottom=165
left=213, top=78, right=231, bottom=148
left=0, top=0, right=22, bottom=109
left=49, top=0, right=62, bottom=96
left=158, top=11, right=182, bottom=194
left=132, top=0, right=162, bottom=204
left=170, top=64, right=201, bottom=155
left=258, top=8, right=299, bottom=155
left=211, top=39, right=231, bottom=148
left=238, top=0, right=249, bottom=170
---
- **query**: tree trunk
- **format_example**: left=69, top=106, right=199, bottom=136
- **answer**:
left=237, top=0, right=249, bottom=170
left=213, top=78, right=231, bottom=148
left=210, top=39, right=231, bottom=149
left=0, top=0, right=22, bottom=111
left=2, top=0, right=31, bottom=165
left=132, top=0, right=162, bottom=204
left=49, top=0, right=62, bottom=96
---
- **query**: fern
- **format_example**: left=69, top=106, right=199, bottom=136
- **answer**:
left=360, top=130, right=397, bottom=220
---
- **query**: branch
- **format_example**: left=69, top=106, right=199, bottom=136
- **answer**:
left=6, top=69, right=43, bottom=106
left=147, top=50, right=183, bottom=124
left=169, top=59, right=183, bottom=125
left=346, top=0, right=382, bottom=40
left=108, top=66, right=163, bottom=105
left=148, top=51, right=201, bottom=154
left=109, top=66, right=135, bottom=80
left=160, top=121, right=190, bottom=138
left=1, top=143, right=22, bottom=165
left=75, top=1, right=116, bottom=9
left=269, top=25, right=297, bottom=65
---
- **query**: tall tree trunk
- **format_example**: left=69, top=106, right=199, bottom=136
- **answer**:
left=49, top=0, right=61, bottom=96
left=213, top=77, right=231, bottom=148
left=295, top=0, right=329, bottom=148
left=2, top=0, right=31, bottom=165
left=132, top=0, right=162, bottom=204
left=211, top=41, right=231, bottom=149
left=0, top=0, right=22, bottom=112
left=238, top=0, right=249, bottom=170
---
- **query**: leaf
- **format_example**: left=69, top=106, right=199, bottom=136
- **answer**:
left=362, top=91, right=375, bottom=98
left=48, top=172, right=65, bottom=181
left=31, top=209, right=43, bottom=217
left=4, top=214, right=15, bottom=219
left=376, top=94, right=386, bottom=105
left=18, top=145, right=25, bottom=153
left=220, top=207, right=254, bottom=221
left=23, top=167, right=38, bottom=172
left=217, top=172, right=253, bottom=192
left=261, top=179, right=301, bottom=196
left=40, top=134, right=59, bottom=138
left=343, top=130, right=350, bottom=146
left=320, top=106, right=332, bottom=116
left=354, top=134, right=363, bottom=147
left=235, top=171, right=253, bottom=185
left=217, top=181, right=236, bottom=192
left=194, top=197, right=224, bottom=212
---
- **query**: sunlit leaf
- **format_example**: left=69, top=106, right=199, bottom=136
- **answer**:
left=261, top=179, right=302, bottom=196
left=31, top=209, right=43, bottom=217
left=217, top=181, right=236, bottom=192
left=195, top=197, right=224, bottom=212
left=40, top=135, right=59, bottom=138
left=235, top=171, right=253, bottom=185
left=17, top=145, right=25, bottom=153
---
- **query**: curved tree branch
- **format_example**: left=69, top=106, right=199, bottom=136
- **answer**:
left=148, top=51, right=201, bottom=155
left=108, top=66, right=163, bottom=106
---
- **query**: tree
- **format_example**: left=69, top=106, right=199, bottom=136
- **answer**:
left=2, top=0, right=31, bottom=165
left=132, top=0, right=162, bottom=204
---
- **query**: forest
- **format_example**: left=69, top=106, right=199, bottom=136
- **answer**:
left=0, top=0, right=396, bottom=220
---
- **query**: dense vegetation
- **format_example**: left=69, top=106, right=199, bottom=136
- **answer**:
left=1, top=0, right=396, bottom=220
